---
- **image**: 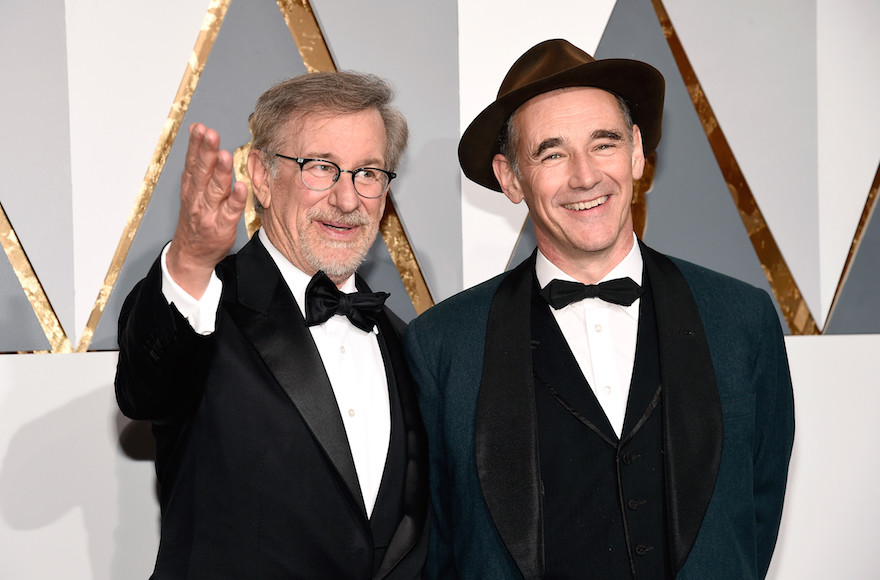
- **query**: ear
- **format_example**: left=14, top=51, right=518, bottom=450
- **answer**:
left=247, top=149, right=272, bottom=209
left=631, top=124, right=646, bottom=181
left=492, top=153, right=524, bottom=204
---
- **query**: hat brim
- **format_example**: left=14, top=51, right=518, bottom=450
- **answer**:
left=458, top=59, right=665, bottom=192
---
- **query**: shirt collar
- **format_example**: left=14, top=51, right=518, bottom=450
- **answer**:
left=258, top=228, right=357, bottom=319
left=535, top=232, right=644, bottom=318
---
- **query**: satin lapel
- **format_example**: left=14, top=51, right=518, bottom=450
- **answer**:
left=226, top=237, right=365, bottom=515
left=640, top=242, right=723, bottom=572
left=475, top=253, right=543, bottom=579
left=373, top=307, right=429, bottom=579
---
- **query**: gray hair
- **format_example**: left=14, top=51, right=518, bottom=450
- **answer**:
left=250, top=71, right=408, bottom=210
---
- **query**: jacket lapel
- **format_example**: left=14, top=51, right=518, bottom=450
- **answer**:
left=373, top=306, right=429, bottom=579
left=225, top=236, right=366, bottom=516
left=475, top=252, right=544, bottom=579
left=640, top=241, right=723, bottom=572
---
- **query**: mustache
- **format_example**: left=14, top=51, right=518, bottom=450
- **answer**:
left=307, top=207, right=371, bottom=227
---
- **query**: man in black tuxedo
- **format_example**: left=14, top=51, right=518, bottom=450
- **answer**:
left=116, top=71, right=427, bottom=579
left=404, top=39, right=794, bottom=578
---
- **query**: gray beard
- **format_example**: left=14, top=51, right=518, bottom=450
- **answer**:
left=299, top=225, right=378, bottom=282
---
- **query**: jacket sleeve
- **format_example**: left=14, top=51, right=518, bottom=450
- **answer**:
left=751, top=292, right=795, bottom=577
left=114, top=255, right=217, bottom=425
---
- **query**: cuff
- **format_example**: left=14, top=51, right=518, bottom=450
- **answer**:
left=160, top=242, right=222, bottom=335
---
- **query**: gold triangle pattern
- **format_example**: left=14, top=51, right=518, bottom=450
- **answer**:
left=70, top=0, right=433, bottom=351
left=69, top=0, right=434, bottom=351
left=265, top=1, right=433, bottom=314
left=76, top=0, right=232, bottom=352
left=0, top=202, right=72, bottom=353
left=651, top=0, right=820, bottom=335
left=5, top=1, right=876, bottom=352
left=825, top=162, right=880, bottom=325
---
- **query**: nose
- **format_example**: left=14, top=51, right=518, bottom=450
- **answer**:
left=327, top=172, right=362, bottom=213
left=568, top=153, right=601, bottom=190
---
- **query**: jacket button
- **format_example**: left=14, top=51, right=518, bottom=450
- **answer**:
left=635, top=544, right=653, bottom=556
left=622, top=453, right=633, bottom=465
left=627, top=499, right=646, bottom=510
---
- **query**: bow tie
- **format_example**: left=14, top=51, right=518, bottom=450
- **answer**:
left=539, top=277, right=644, bottom=309
left=304, top=271, right=389, bottom=332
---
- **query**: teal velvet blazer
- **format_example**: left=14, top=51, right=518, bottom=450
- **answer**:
left=404, top=242, right=794, bottom=579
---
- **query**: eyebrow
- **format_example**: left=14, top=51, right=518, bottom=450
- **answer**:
left=532, top=137, right=564, bottom=158
left=530, top=129, right=626, bottom=158
left=592, top=129, right=624, bottom=142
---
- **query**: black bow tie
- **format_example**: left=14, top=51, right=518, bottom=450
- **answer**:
left=304, top=271, right=389, bottom=332
left=539, top=277, right=644, bottom=309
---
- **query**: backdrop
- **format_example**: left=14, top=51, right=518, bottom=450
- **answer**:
left=1, top=0, right=878, bottom=577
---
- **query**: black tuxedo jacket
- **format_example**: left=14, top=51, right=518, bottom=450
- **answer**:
left=404, top=242, right=794, bottom=579
left=116, top=235, right=428, bottom=579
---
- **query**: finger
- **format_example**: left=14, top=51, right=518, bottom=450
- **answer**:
left=204, top=149, right=237, bottom=206
left=181, top=123, right=222, bottom=203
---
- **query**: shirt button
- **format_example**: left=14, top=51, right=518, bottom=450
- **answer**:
left=603, top=386, right=612, bottom=395
left=340, top=346, right=346, bottom=354
left=594, top=324, right=603, bottom=333
left=348, top=409, right=355, bottom=417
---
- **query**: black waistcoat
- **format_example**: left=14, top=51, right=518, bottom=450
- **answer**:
left=532, top=276, right=671, bottom=579
left=368, top=331, right=408, bottom=574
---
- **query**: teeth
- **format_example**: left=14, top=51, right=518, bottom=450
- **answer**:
left=565, top=196, right=608, bottom=211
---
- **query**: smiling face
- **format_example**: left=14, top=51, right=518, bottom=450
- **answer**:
left=248, top=108, right=388, bottom=285
left=493, top=87, right=645, bottom=283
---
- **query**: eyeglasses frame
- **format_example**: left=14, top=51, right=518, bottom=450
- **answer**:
left=274, top=153, right=396, bottom=199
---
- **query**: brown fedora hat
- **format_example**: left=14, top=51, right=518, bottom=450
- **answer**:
left=459, top=38, right=665, bottom=192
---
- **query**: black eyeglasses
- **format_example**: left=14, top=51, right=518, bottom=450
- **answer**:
left=275, top=154, right=396, bottom=199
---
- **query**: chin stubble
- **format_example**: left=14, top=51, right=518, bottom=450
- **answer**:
left=300, top=208, right=378, bottom=280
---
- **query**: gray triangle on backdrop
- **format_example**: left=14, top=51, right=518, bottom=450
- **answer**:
left=508, top=0, right=788, bottom=333
left=598, top=0, right=786, bottom=331
left=0, top=0, right=75, bottom=350
left=90, top=0, right=412, bottom=348
left=0, top=249, right=52, bottom=352
left=507, top=217, right=537, bottom=270
left=824, top=199, right=880, bottom=334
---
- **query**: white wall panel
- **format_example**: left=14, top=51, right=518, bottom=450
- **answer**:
left=0, top=353, right=158, bottom=579
left=817, top=0, right=880, bottom=324
left=768, top=335, right=880, bottom=579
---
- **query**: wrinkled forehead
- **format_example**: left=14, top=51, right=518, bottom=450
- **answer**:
left=278, top=108, right=388, bottom=163
left=512, top=86, right=628, bottom=142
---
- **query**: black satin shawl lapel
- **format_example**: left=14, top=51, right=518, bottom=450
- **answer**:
left=372, top=304, right=429, bottom=579
left=640, top=241, right=723, bottom=572
left=475, top=253, right=543, bottom=579
left=227, top=237, right=365, bottom=515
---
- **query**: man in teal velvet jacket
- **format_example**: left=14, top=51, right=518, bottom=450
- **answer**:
left=404, top=39, right=794, bottom=579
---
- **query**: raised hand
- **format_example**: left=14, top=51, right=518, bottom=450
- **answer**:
left=166, top=123, right=249, bottom=298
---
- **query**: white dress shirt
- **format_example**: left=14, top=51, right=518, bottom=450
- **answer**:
left=535, top=234, right=643, bottom=437
left=160, top=229, right=391, bottom=517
